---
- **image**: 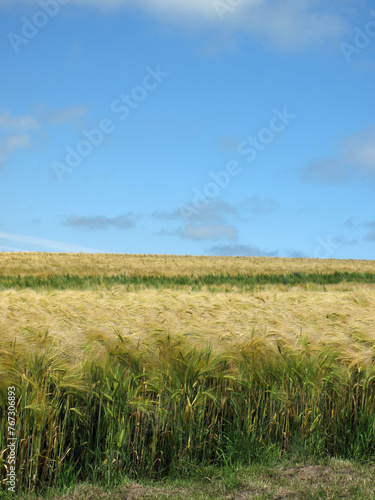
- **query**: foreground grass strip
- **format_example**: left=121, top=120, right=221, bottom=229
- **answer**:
left=1, top=271, right=375, bottom=290
left=1, top=335, right=375, bottom=494
left=4, top=460, right=375, bottom=499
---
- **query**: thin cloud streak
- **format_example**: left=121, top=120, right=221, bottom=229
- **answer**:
left=208, top=243, right=279, bottom=256
left=158, top=224, right=238, bottom=241
left=182, top=224, right=238, bottom=241
left=240, top=196, right=280, bottom=214
left=0, top=232, right=103, bottom=252
left=39, top=105, right=89, bottom=126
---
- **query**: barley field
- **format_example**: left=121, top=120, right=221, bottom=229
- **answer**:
left=0, top=253, right=375, bottom=496
left=2, top=252, right=375, bottom=277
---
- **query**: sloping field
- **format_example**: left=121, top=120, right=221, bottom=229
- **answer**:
left=0, top=253, right=375, bottom=496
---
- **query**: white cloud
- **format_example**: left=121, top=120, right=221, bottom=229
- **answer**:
left=3, top=134, right=31, bottom=154
left=0, top=111, right=40, bottom=166
left=0, top=111, right=39, bottom=132
left=300, top=124, right=375, bottom=183
left=236, top=0, right=347, bottom=52
left=0, top=0, right=252, bottom=16
left=0, top=106, right=88, bottom=168
left=1, top=0, right=351, bottom=53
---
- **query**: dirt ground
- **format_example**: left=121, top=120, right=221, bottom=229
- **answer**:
left=19, top=461, right=375, bottom=500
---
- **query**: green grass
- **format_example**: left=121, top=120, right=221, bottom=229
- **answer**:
left=0, top=271, right=375, bottom=290
left=1, top=336, right=375, bottom=495
left=1, top=459, right=375, bottom=499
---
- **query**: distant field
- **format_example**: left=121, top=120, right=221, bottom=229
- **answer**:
left=0, top=253, right=375, bottom=497
left=1, top=252, right=375, bottom=277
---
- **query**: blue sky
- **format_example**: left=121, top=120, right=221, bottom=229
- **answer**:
left=0, top=0, right=374, bottom=259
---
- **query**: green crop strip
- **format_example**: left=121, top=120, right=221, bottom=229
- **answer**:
left=0, top=271, right=375, bottom=290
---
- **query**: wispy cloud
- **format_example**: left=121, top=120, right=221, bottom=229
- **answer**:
left=300, top=125, right=375, bottom=184
left=2, top=134, right=31, bottom=154
left=208, top=243, right=279, bottom=256
left=0, top=111, right=39, bottom=131
left=118, top=0, right=347, bottom=53
left=364, top=220, right=375, bottom=242
left=63, top=214, right=137, bottom=231
left=284, top=249, right=306, bottom=258
left=300, top=158, right=350, bottom=184
left=0, top=111, right=40, bottom=167
left=344, top=217, right=359, bottom=229
left=182, top=224, right=238, bottom=241
left=332, top=236, right=357, bottom=246
left=240, top=196, right=280, bottom=214
left=344, top=125, right=375, bottom=176
left=215, top=136, right=242, bottom=151
left=159, top=224, right=238, bottom=241
left=2, top=0, right=258, bottom=17
left=38, top=105, right=89, bottom=126
left=0, top=232, right=103, bottom=252
left=154, top=201, right=238, bottom=225
left=235, top=0, right=348, bottom=53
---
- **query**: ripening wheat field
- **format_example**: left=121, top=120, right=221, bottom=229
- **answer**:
left=1, top=253, right=375, bottom=496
